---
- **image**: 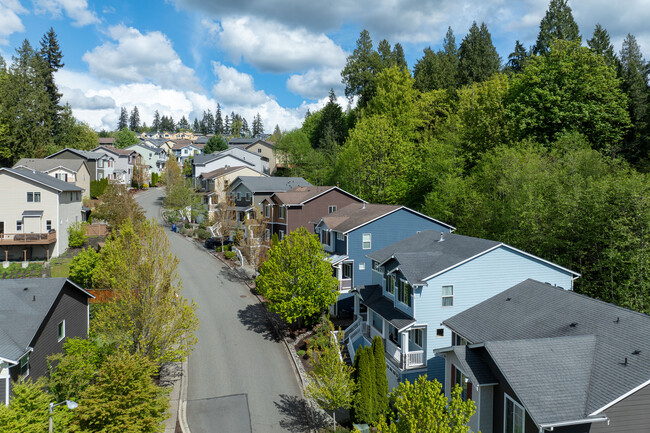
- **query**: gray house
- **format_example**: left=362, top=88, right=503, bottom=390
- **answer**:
left=0, top=278, right=93, bottom=405
left=46, top=148, right=115, bottom=182
left=229, top=176, right=312, bottom=222
left=438, top=279, right=650, bottom=433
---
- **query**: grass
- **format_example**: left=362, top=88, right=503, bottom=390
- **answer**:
left=50, top=256, right=73, bottom=278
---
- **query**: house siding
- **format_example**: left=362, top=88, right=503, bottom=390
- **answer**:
left=285, top=189, right=363, bottom=234
left=346, top=209, right=452, bottom=287
left=245, top=141, right=276, bottom=174
left=587, top=383, right=650, bottom=433
left=48, top=150, right=98, bottom=181
left=194, top=155, right=254, bottom=179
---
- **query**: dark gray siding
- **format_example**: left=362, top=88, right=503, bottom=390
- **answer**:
left=590, top=383, right=650, bottom=433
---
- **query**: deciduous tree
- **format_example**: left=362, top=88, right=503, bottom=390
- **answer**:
left=94, top=182, right=145, bottom=229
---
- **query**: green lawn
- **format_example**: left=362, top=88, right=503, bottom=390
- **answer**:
left=50, top=256, right=73, bottom=278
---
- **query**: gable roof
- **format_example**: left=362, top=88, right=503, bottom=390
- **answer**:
left=273, top=186, right=365, bottom=206
left=97, top=137, right=116, bottom=145
left=359, top=285, right=415, bottom=330
left=200, top=166, right=267, bottom=180
left=193, top=152, right=255, bottom=168
left=443, top=279, right=650, bottom=423
left=14, top=158, right=86, bottom=174
left=0, top=278, right=92, bottom=363
left=231, top=176, right=312, bottom=194
left=46, top=148, right=108, bottom=161
left=367, top=231, right=577, bottom=285
left=171, top=141, right=199, bottom=150
left=1, top=167, right=83, bottom=192
left=228, top=137, right=258, bottom=146
left=245, top=139, right=274, bottom=150
left=93, top=145, right=138, bottom=157
left=126, top=143, right=166, bottom=155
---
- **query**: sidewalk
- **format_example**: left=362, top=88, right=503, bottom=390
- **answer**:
left=161, top=360, right=190, bottom=433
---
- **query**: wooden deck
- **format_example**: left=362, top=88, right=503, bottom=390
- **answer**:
left=0, top=231, right=57, bottom=245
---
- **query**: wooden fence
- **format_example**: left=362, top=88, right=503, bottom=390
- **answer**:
left=84, top=223, right=108, bottom=236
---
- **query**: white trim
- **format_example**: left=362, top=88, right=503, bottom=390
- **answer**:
left=504, top=393, right=525, bottom=433
left=539, top=417, right=608, bottom=429
left=57, top=320, right=66, bottom=342
left=342, top=206, right=455, bottom=234
left=589, top=378, right=650, bottom=415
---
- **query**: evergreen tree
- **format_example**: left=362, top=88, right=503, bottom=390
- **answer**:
left=341, top=29, right=383, bottom=108
left=203, top=109, right=215, bottom=133
left=204, top=135, right=228, bottom=153
left=224, top=115, right=231, bottom=136
left=192, top=117, right=200, bottom=133
left=414, top=27, right=459, bottom=92
left=177, top=115, right=190, bottom=131
left=231, top=113, right=242, bottom=138
left=215, top=104, right=223, bottom=135
left=392, top=43, right=407, bottom=70
left=533, top=0, right=581, bottom=56
left=129, top=106, right=140, bottom=131
left=505, top=40, right=528, bottom=74
left=619, top=33, right=649, bottom=163
left=378, top=39, right=394, bottom=67
left=588, top=24, right=617, bottom=66
left=271, top=124, right=282, bottom=142
left=312, top=89, right=346, bottom=148
left=38, top=27, right=64, bottom=136
left=352, top=346, right=376, bottom=424
left=371, top=336, right=389, bottom=419
left=160, top=115, right=175, bottom=132
left=252, top=113, right=264, bottom=136
left=117, top=107, right=128, bottom=131
left=241, top=117, right=250, bottom=137
left=458, top=22, right=501, bottom=85
left=152, top=110, right=161, bottom=133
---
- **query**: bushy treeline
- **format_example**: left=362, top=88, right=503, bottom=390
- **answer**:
left=0, top=28, right=98, bottom=166
left=277, top=0, right=650, bottom=312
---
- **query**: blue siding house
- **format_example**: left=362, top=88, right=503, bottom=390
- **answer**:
left=313, top=203, right=455, bottom=292
left=343, top=230, right=579, bottom=391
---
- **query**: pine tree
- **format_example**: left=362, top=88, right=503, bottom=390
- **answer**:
left=129, top=106, right=140, bottom=131
left=620, top=33, right=649, bottom=162
left=392, top=43, right=407, bottom=70
left=505, top=40, right=528, bottom=74
left=152, top=110, right=161, bottom=132
left=533, top=0, right=581, bottom=56
left=38, top=27, right=64, bottom=137
left=252, top=113, right=264, bottom=136
left=414, top=27, right=459, bottom=92
left=459, top=22, right=501, bottom=85
left=352, top=346, right=376, bottom=424
left=371, top=336, right=389, bottom=419
left=224, top=115, right=231, bottom=136
left=588, top=24, right=617, bottom=66
left=241, top=117, right=250, bottom=137
left=177, top=115, right=190, bottom=131
left=312, top=89, right=346, bottom=148
left=378, top=39, right=393, bottom=68
left=215, top=104, right=223, bottom=135
left=118, top=107, right=128, bottom=131
left=192, top=118, right=200, bottom=133
left=341, top=29, right=383, bottom=108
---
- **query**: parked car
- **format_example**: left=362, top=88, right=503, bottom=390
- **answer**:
left=204, top=237, right=233, bottom=250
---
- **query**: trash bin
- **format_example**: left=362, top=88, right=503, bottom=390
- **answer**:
left=171, top=224, right=177, bottom=232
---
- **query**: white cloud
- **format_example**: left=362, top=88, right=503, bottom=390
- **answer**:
left=82, top=25, right=201, bottom=91
left=211, top=61, right=268, bottom=106
left=34, top=0, right=99, bottom=27
left=59, top=86, right=116, bottom=110
left=217, top=16, right=347, bottom=73
left=0, top=1, right=26, bottom=44
left=287, top=67, right=345, bottom=100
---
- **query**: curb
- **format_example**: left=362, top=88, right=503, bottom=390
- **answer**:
left=178, top=358, right=191, bottom=433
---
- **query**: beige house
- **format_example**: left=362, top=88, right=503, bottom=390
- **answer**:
left=0, top=168, right=83, bottom=261
left=199, top=166, right=268, bottom=216
left=245, top=140, right=280, bottom=174
left=13, top=159, right=91, bottom=198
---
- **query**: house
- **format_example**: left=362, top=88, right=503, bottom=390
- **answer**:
left=244, top=140, right=278, bottom=174
left=171, top=141, right=202, bottom=164
left=437, top=279, right=650, bottom=433
left=0, top=278, right=93, bottom=405
left=314, top=204, right=455, bottom=291
left=261, top=186, right=365, bottom=239
left=13, top=158, right=91, bottom=198
left=228, top=135, right=270, bottom=148
left=45, top=148, right=115, bottom=182
left=343, top=230, right=579, bottom=391
left=0, top=168, right=84, bottom=260
left=97, top=137, right=116, bottom=146
left=92, top=145, right=143, bottom=185
left=191, top=151, right=257, bottom=185
left=125, top=142, right=168, bottom=174
left=229, top=176, right=312, bottom=223
left=198, top=166, right=267, bottom=216
left=144, top=138, right=175, bottom=156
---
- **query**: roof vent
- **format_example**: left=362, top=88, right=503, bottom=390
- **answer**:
left=506, top=297, right=511, bottom=301
left=33, top=295, right=35, bottom=302
left=23, top=287, right=28, bottom=291
left=623, top=357, right=628, bottom=366
left=438, top=232, right=445, bottom=242
left=633, top=350, right=641, bottom=355
left=569, top=322, right=578, bottom=327
left=614, top=317, right=620, bottom=323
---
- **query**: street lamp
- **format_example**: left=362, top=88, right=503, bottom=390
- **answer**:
left=49, top=400, right=78, bottom=433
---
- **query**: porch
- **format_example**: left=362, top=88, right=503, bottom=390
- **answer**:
left=329, top=255, right=353, bottom=293
left=0, top=231, right=57, bottom=245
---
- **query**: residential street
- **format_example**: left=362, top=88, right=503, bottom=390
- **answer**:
left=135, top=188, right=304, bottom=433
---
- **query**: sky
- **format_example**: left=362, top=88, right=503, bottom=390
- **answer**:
left=0, top=0, right=649, bottom=133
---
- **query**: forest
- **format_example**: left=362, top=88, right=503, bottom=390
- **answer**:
left=276, top=0, right=650, bottom=313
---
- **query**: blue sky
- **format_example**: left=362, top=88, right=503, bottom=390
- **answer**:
left=1, top=0, right=648, bottom=132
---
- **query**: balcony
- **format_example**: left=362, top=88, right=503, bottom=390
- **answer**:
left=339, top=278, right=352, bottom=292
left=0, top=230, right=57, bottom=245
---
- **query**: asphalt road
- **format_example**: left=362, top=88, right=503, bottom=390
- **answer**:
left=135, top=189, right=304, bottom=433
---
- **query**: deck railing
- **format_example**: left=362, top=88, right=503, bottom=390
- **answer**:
left=0, top=230, right=56, bottom=244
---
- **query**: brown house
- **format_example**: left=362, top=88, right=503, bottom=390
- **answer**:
left=261, top=186, right=365, bottom=239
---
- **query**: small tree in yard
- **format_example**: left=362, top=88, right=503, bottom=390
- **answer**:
left=239, top=207, right=269, bottom=270
left=372, top=335, right=389, bottom=418
left=305, top=330, right=355, bottom=431
left=376, top=375, right=476, bottom=433
left=256, top=227, right=338, bottom=326
left=209, top=176, right=238, bottom=250
left=68, top=246, right=99, bottom=289
left=93, top=182, right=145, bottom=229
left=67, top=221, right=86, bottom=248
left=352, top=346, right=376, bottom=424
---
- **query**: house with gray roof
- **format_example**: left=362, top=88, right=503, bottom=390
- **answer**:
left=13, top=158, right=91, bottom=198
left=125, top=142, right=168, bottom=174
left=438, top=279, right=650, bottom=433
left=46, top=148, right=115, bottom=182
left=343, top=230, right=579, bottom=391
left=0, top=278, right=93, bottom=405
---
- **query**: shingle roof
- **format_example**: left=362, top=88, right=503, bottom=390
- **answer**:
left=445, top=345, right=498, bottom=385
left=359, top=285, right=415, bottom=330
left=234, top=176, right=312, bottom=193
left=274, top=186, right=337, bottom=205
left=97, top=137, right=115, bottom=145
left=93, top=145, right=137, bottom=157
left=2, top=167, right=83, bottom=192
left=228, top=137, right=258, bottom=146
left=368, top=231, right=500, bottom=284
left=0, top=278, right=91, bottom=362
left=46, top=148, right=107, bottom=160
left=443, top=279, right=650, bottom=422
left=200, top=166, right=262, bottom=179
left=14, top=158, right=85, bottom=173
left=319, top=203, right=400, bottom=233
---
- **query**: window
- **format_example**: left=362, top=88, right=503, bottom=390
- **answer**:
left=442, top=285, right=453, bottom=307
left=246, top=192, right=252, bottom=202
left=279, top=230, right=285, bottom=240
left=388, top=324, right=399, bottom=346
left=372, top=312, right=383, bottom=332
left=27, top=192, right=40, bottom=202
left=16, top=220, right=22, bottom=231
left=336, top=232, right=344, bottom=241
left=362, top=233, right=371, bottom=249
left=454, top=366, right=470, bottom=401
left=265, top=229, right=270, bottom=241
left=264, top=205, right=270, bottom=218
left=358, top=262, right=365, bottom=271
left=412, top=328, right=423, bottom=347
left=46, top=220, right=52, bottom=231
left=328, top=205, right=337, bottom=214
left=58, top=320, right=65, bottom=342
left=505, top=394, right=525, bottom=433
left=236, top=192, right=241, bottom=201
left=454, top=333, right=468, bottom=346
left=436, top=328, right=445, bottom=337
left=321, top=230, right=331, bottom=246
left=385, top=274, right=395, bottom=294
left=257, top=148, right=262, bottom=153
left=397, top=279, right=412, bottom=307
left=19, top=353, right=29, bottom=378
left=342, top=262, right=352, bottom=279
left=372, top=260, right=383, bottom=273
left=279, top=206, right=286, bottom=219
left=98, top=159, right=104, bottom=168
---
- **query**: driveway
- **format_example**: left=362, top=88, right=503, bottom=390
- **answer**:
left=135, top=189, right=307, bottom=433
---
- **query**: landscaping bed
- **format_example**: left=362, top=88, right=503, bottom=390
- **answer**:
left=0, top=262, right=44, bottom=279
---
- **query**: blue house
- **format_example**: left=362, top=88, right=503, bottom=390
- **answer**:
left=313, top=203, right=455, bottom=292
left=343, top=230, right=579, bottom=390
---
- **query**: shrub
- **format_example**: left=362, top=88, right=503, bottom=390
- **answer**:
left=195, top=228, right=211, bottom=240
left=150, top=173, right=159, bottom=187
left=68, top=222, right=87, bottom=248
left=142, top=183, right=149, bottom=189
left=297, top=350, right=306, bottom=357
left=216, top=245, right=231, bottom=252
left=90, top=178, right=109, bottom=198
left=224, top=251, right=237, bottom=260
